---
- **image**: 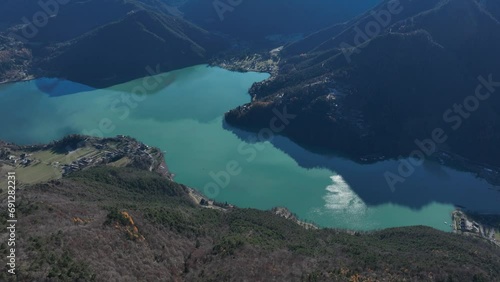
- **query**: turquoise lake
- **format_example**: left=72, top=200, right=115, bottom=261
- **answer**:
left=1, top=64, right=499, bottom=231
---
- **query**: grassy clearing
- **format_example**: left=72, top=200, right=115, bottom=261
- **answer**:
left=16, top=162, right=61, bottom=184
left=108, top=157, right=131, bottom=167
left=32, top=147, right=99, bottom=164
left=15, top=147, right=100, bottom=185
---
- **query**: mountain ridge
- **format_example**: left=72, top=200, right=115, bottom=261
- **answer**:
left=37, top=9, right=226, bottom=87
left=225, top=0, right=500, bottom=169
left=0, top=0, right=226, bottom=87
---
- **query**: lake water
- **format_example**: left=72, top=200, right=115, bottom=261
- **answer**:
left=1, top=65, right=499, bottom=231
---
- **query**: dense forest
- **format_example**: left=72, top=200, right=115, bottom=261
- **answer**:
left=1, top=166, right=499, bottom=281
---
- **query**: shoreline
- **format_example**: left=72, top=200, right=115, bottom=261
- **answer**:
left=452, top=209, right=500, bottom=247
left=214, top=52, right=500, bottom=190
left=3, top=134, right=499, bottom=235
left=209, top=49, right=280, bottom=79
left=1, top=55, right=498, bottom=231
left=0, top=75, right=36, bottom=86
left=357, top=150, right=500, bottom=188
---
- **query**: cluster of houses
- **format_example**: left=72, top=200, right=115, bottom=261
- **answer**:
left=61, top=138, right=154, bottom=175
left=453, top=210, right=499, bottom=246
left=321, top=82, right=371, bottom=139
left=215, top=53, right=279, bottom=76
left=459, top=217, right=480, bottom=233
left=1, top=135, right=163, bottom=179
left=120, top=141, right=151, bottom=155
left=5, top=153, right=33, bottom=166
left=62, top=156, right=99, bottom=175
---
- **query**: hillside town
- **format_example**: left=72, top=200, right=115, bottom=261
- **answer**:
left=0, top=135, right=171, bottom=185
left=452, top=210, right=499, bottom=247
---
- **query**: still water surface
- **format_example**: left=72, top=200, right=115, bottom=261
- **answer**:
left=1, top=65, right=499, bottom=231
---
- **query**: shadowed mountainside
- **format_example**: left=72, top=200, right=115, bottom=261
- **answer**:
left=0, top=0, right=225, bottom=87
left=225, top=0, right=500, bottom=169
left=38, top=9, right=225, bottom=87
left=179, top=0, right=380, bottom=43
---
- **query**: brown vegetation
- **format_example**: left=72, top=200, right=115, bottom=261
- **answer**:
left=0, top=166, right=499, bottom=281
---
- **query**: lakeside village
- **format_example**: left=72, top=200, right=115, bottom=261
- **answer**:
left=0, top=135, right=170, bottom=185
left=0, top=135, right=322, bottom=230
left=452, top=210, right=500, bottom=247
left=1, top=135, right=498, bottom=236
left=214, top=48, right=500, bottom=190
